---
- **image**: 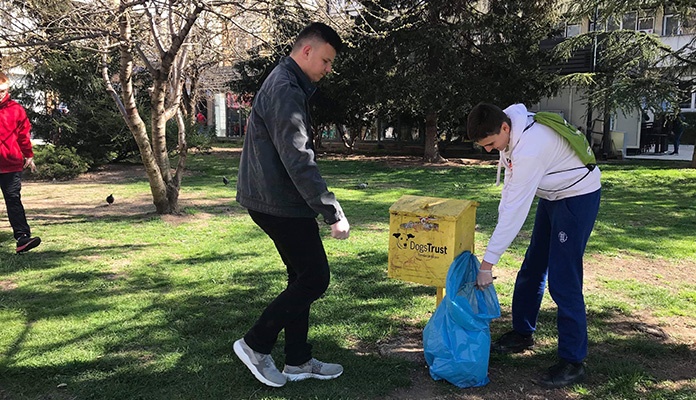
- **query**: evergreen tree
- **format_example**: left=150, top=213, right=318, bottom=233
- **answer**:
left=557, top=1, right=684, bottom=157
left=323, top=0, right=561, bottom=161
left=24, top=49, right=139, bottom=165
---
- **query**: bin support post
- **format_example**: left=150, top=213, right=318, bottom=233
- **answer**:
left=436, top=287, right=445, bottom=307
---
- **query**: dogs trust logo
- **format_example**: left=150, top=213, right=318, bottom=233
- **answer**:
left=393, top=232, right=415, bottom=249
left=392, top=231, right=449, bottom=255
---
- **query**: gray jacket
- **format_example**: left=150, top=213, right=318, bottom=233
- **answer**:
left=236, top=56, right=344, bottom=224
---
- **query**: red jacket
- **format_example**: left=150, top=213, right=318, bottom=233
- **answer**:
left=0, top=95, right=33, bottom=173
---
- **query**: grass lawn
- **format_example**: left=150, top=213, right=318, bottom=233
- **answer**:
left=1, top=145, right=695, bottom=400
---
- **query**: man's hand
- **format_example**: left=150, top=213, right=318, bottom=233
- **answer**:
left=330, top=218, right=350, bottom=240
left=476, top=260, right=495, bottom=289
left=24, top=157, right=36, bottom=173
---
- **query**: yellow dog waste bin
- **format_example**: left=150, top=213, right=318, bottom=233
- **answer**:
left=388, top=195, right=478, bottom=305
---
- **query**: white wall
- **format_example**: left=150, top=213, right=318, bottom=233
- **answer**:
left=535, top=86, right=642, bottom=154
left=214, top=93, right=226, bottom=138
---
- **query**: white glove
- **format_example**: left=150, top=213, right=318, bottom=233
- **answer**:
left=476, top=269, right=494, bottom=289
left=330, top=218, right=350, bottom=240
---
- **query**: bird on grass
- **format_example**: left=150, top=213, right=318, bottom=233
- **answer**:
left=356, top=182, right=368, bottom=189
left=222, top=176, right=230, bottom=185
left=106, top=194, right=114, bottom=205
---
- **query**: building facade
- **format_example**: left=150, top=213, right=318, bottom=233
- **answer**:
left=535, top=5, right=695, bottom=155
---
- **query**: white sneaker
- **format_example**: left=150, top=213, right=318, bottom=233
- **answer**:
left=282, top=358, right=343, bottom=381
left=233, top=339, right=286, bottom=387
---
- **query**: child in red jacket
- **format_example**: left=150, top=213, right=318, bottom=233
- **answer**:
left=0, top=71, right=41, bottom=253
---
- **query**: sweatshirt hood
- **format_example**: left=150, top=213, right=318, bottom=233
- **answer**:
left=503, top=103, right=532, bottom=147
left=494, top=103, right=532, bottom=186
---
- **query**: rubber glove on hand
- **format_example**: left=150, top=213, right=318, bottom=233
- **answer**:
left=330, top=218, right=350, bottom=239
left=476, top=260, right=495, bottom=289
left=476, top=270, right=494, bottom=289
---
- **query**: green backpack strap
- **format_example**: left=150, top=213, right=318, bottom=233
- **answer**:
left=533, top=112, right=597, bottom=169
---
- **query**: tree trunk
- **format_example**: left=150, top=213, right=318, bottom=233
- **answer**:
left=601, top=99, right=612, bottom=159
left=106, top=2, right=201, bottom=214
left=117, top=10, right=172, bottom=214
left=423, top=111, right=446, bottom=163
left=150, top=78, right=178, bottom=213
left=112, top=3, right=200, bottom=214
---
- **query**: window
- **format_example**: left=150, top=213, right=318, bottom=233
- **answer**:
left=623, top=11, right=637, bottom=30
left=664, top=7, right=682, bottom=35
left=662, top=7, right=696, bottom=36
left=603, top=9, right=655, bottom=31
left=680, top=92, right=696, bottom=111
left=607, top=15, right=621, bottom=31
left=638, top=16, right=654, bottom=33
left=566, top=23, right=581, bottom=37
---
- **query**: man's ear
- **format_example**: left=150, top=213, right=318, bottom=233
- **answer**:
left=301, top=44, right=312, bottom=59
left=501, top=121, right=511, bottom=134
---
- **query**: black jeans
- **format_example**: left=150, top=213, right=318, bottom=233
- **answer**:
left=244, top=210, right=330, bottom=366
left=0, top=171, right=31, bottom=240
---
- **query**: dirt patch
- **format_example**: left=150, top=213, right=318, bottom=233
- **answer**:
left=0, top=280, right=17, bottom=291
left=70, top=162, right=148, bottom=183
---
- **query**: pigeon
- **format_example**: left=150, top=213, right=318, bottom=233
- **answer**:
left=222, top=176, right=230, bottom=185
left=106, top=194, right=114, bottom=205
left=356, top=182, right=368, bottom=189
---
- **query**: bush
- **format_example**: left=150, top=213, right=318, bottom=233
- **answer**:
left=164, top=117, right=217, bottom=154
left=27, top=145, right=90, bottom=181
left=187, top=125, right=217, bottom=153
left=18, top=49, right=140, bottom=166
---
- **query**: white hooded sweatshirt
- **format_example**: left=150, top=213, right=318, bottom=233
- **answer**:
left=482, top=104, right=602, bottom=265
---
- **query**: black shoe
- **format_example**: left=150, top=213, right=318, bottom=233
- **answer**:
left=535, top=360, right=586, bottom=388
left=16, top=236, right=41, bottom=254
left=491, top=330, right=534, bottom=354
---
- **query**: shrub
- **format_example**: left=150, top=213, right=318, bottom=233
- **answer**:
left=187, top=125, right=217, bottom=153
left=164, top=117, right=216, bottom=154
left=18, top=49, right=140, bottom=166
left=27, top=145, right=89, bottom=181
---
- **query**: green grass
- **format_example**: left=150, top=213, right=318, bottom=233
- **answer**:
left=1, top=148, right=695, bottom=399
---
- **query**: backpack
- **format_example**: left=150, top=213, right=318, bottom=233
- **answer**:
left=531, top=111, right=597, bottom=170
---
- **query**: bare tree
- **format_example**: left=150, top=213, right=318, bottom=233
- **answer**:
left=0, top=0, right=269, bottom=213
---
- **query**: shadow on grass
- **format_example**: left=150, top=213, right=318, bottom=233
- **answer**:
left=0, top=246, right=415, bottom=399
left=2, top=254, right=694, bottom=399
left=0, top=244, right=149, bottom=274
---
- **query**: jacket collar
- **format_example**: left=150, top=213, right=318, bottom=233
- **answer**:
left=0, top=94, right=12, bottom=110
left=281, top=56, right=316, bottom=99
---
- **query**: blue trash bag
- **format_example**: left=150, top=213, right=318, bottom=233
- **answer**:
left=423, top=251, right=501, bottom=388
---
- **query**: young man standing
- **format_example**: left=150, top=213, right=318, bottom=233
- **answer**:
left=467, top=103, right=601, bottom=388
left=234, top=22, right=350, bottom=387
left=0, top=72, right=41, bottom=254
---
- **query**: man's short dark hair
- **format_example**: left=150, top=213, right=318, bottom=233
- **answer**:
left=466, top=103, right=511, bottom=142
left=293, top=22, right=343, bottom=53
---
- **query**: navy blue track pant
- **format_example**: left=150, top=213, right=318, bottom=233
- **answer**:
left=511, top=188, right=601, bottom=364
left=244, top=209, right=330, bottom=366
left=0, top=171, right=31, bottom=240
